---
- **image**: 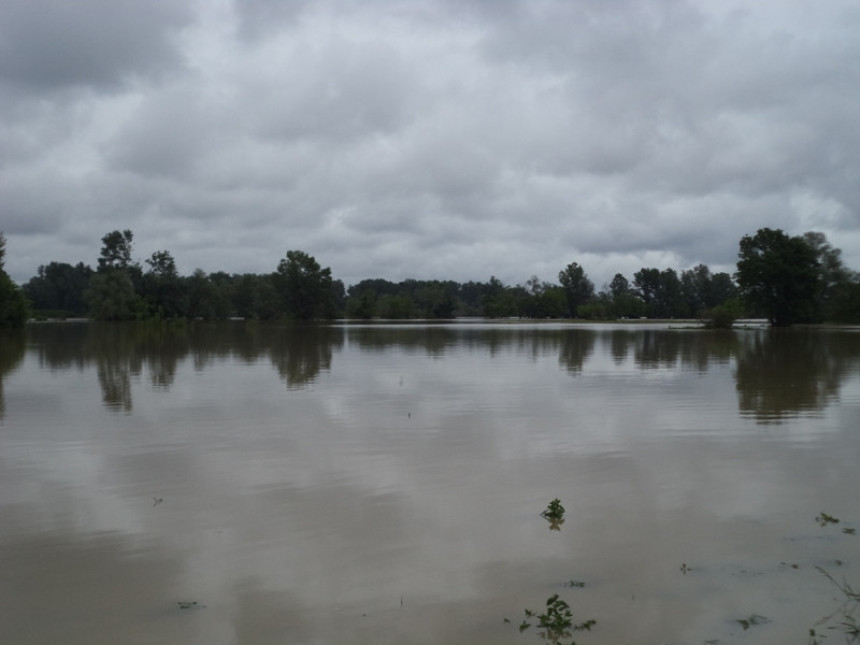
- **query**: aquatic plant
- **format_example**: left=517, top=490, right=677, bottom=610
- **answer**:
left=511, top=594, right=595, bottom=645
left=541, top=498, right=566, bottom=520
left=816, top=512, right=840, bottom=527
left=811, top=566, right=860, bottom=643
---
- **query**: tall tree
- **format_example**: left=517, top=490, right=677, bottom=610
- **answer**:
left=607, top=273, right=645, bottom=318
left=802, top=231, right=856, bottom=319
left=142, top=250, right=185, bottom=318
left=274, top=250, right=336, bottom=320
left=634, top=267, right=687, bottom=318
left=633, top=268, right=661, bottom=310
left=558, top=262, right=595, bottom=318
left=680, top=264, right=712, bottom=316
left=97, top=229, right=136, bottom=273
left=735, top=228, right=820, bottom=326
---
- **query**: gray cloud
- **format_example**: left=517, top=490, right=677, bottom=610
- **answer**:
left=2, top=0, right=859, bottom=288
left=0, top=0, right=190, bottom=91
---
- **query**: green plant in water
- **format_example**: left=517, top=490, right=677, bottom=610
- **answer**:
left=812, top=566, right=860, bottom=643
left=816, top=512, right=840, bottom=527
left=542, top=498, right=566, bottom=520
left=512, top=594, right=595, bottom=645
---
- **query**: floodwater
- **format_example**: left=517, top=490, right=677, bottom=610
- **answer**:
left=1, top=321, right=859, bottom=645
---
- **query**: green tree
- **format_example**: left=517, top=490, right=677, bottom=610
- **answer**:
left=141, top=250, right=185, bottom=318
left=97, top=229, right=137, bottom=273
left=680, top=264, right=712, bottom=316
left=481, top=276, right=519, bottom=318
left=231, top=273, right=279, bottom=320
left=633, top=267, right=661, bottom=312
left=709, top=272, right=738, bottom=307
left=85, top=270, right=142, bottom=321
left=802, top=231, right=856, bottom=320
left=735, top=228, right=820, bottom=326
left=274, top=250, right=337, bottom=320
left=0, top=233, right=31, bottom=327
left=634, top=267, right=686, bottom=318
left=184, top=269, right=230, bottom=320
left=23, top=262, right=92, bottom=316
left=606, top=273, right=646, bottom=318
left=558, top=262, right=595, bottom=318
left=145, top=250, right=178, bottom=279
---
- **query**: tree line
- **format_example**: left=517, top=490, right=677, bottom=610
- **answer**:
left=1, top=227, right=858, bottom=327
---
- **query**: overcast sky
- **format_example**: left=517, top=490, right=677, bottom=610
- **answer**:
left=2, top=0, right=859, bottom=288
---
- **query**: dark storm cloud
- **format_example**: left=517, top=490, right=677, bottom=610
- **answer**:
left=0, top=0, right=191, bottom=91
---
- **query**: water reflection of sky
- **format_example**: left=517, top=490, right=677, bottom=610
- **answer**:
left=1, top=324, right=860, bottom=644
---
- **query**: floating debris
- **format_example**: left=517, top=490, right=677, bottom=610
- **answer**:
left=736, top=614, right=770, bottom=630
left=816, top=512, right=840, bottom=527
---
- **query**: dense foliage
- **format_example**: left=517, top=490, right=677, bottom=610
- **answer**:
left=0, top=233, right=30, bottom=327
left=735, top=228, right=860, bottom=326
left=2, top=227, right=858, bottom=325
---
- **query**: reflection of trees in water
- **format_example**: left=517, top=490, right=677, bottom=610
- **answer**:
left=347, top=325, right=458, bottom=357
left=0, top=329, right=26, bottom=417
left=628, top=329, right=737, bottom=371
left=29, top=322, right=91, bottom=370
left=609, top=329, right=634, bottom=363
left=269, top=325, right=343, bottom=389
left=558, top=330, right=596, bottom=374
left=734, top=330, right=860, bottom=423
left=94, top=323, right=143, bottom=412
left=24, top=323, right=860, bottom=421
left=96, top=361, right=133, bottom=411
left=346, top=325, right=596, bottom=369
left=26, top=322, right=349, bottom=405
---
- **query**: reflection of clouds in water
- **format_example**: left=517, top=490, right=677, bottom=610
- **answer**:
left=0, top=529, right=187, bottom=645
left=3, top=325, right=860, bottom=643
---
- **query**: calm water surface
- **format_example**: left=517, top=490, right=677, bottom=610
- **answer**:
left=1, top=322, right=859, bottom=645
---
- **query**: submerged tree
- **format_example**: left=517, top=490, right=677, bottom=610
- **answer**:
left=274, top=250, right=338, bottom=320
left=735, top=228, right=820, bottom=326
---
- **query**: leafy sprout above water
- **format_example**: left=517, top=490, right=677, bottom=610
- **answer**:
left=816, top=512, right=840, bottom=527
left=541, top=498, right=566, bottom=530
left=541, top=498, right=566, bottom=520
left=511, top=593, right=596, bottom=645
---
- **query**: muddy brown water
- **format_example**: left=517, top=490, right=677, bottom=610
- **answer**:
left=1, top=321, right=858, bottom=644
